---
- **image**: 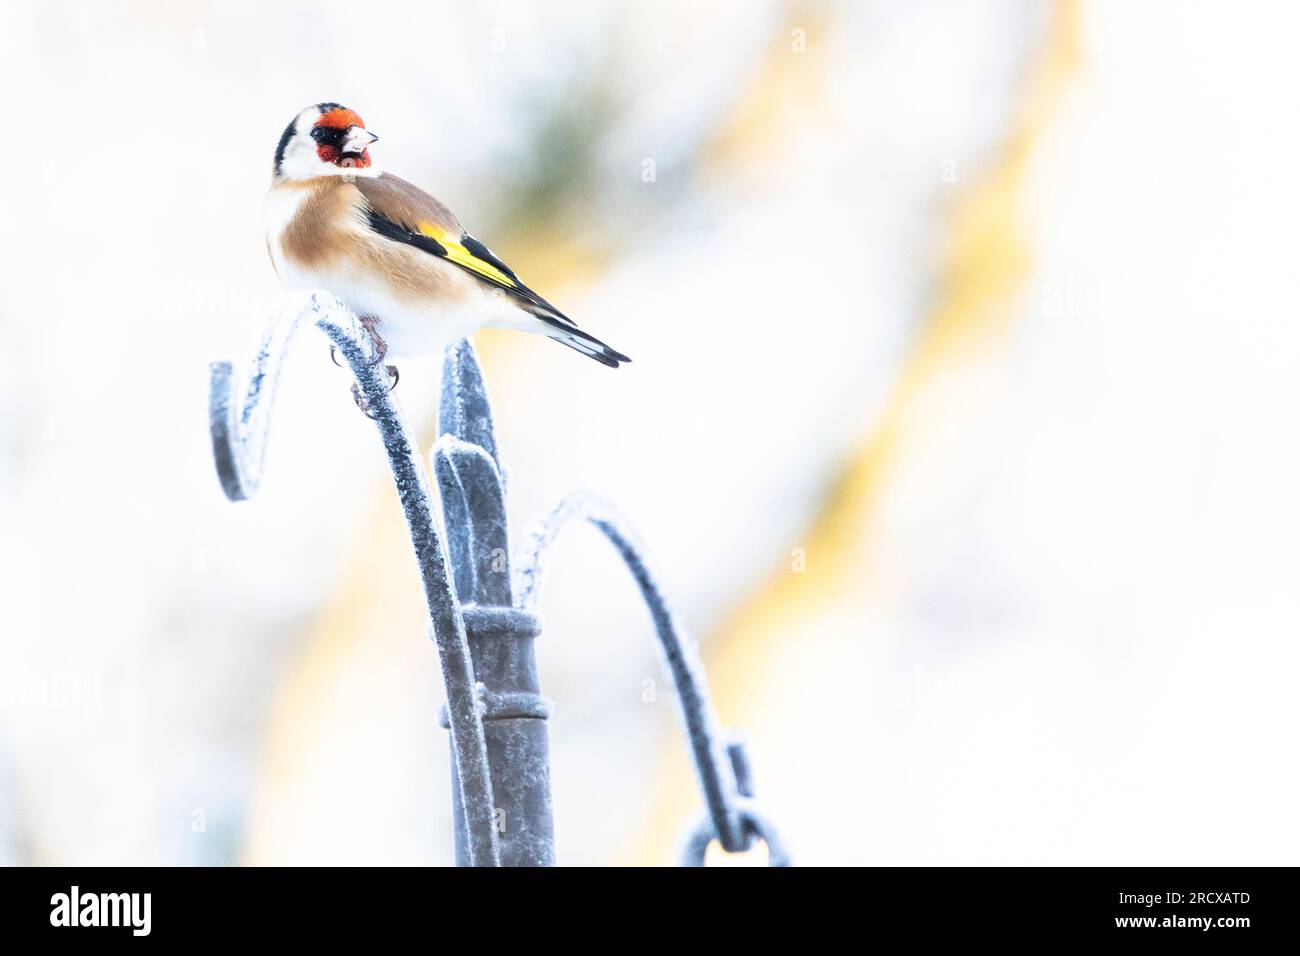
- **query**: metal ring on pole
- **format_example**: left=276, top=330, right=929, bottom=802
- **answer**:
left=681, top=800, right=792, bottom=867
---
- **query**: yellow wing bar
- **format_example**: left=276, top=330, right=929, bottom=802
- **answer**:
left=417, top=222, right=517, bottom=288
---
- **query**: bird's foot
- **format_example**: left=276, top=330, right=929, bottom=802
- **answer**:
left=359, top=316, right=389, bottom=367
left=332, top=318, right=389, bottom=370
left=349, top=364, right=400, bottom=420
left=350, top=383, right=377, bottom=419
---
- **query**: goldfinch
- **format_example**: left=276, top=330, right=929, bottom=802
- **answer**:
left=264, top=102, right=630, bottom=371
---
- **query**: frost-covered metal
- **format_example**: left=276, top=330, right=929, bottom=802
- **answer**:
left=210, top=292, right=499, bottom=868
left=209, top=291, right=788, bottom=866
left=515, top=491, right=774, bottom=860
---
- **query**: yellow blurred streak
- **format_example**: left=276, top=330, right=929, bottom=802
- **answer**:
left=700, top=2, right=833, bottom=177
left=622, top=1, right=1082, bottom=864
left=241, top=492, right=428, bottom=864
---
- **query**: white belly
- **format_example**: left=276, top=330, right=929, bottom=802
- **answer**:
left=280, top=264, right=485, bottom=356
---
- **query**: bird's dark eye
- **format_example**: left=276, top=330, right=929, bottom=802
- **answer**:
left=310, top=127, right=326, bottom=141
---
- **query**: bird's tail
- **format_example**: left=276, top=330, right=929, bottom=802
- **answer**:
left=534, top=315, right=631, bottom=368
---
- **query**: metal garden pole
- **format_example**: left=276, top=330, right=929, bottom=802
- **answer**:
left=210, top=293, right=789, bottom=866
left=434, top=342, right=554, bottom=866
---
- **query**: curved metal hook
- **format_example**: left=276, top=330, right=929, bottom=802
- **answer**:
left=515, top=491, right=779, bottom=857
left=209, top=291, right=501, bottom=866
left=209, top=292, right=323, bottom=501
left=433, top=435, right=512, bottom=608
left=439, top=338, right=502, bottom=473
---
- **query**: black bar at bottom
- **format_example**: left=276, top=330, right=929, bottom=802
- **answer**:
left=0, top=866, right=1289, bottom=943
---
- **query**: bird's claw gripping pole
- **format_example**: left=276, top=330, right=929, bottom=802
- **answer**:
left=209, top=291, right=501, bottom=866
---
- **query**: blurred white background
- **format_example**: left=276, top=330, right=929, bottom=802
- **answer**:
left=0, top=0, right=1295, bottom=866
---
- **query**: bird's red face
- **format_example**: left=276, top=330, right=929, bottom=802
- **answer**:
left=274, top=102, right=383, bottom=181
left=310, top=107, right=377, bottom=169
